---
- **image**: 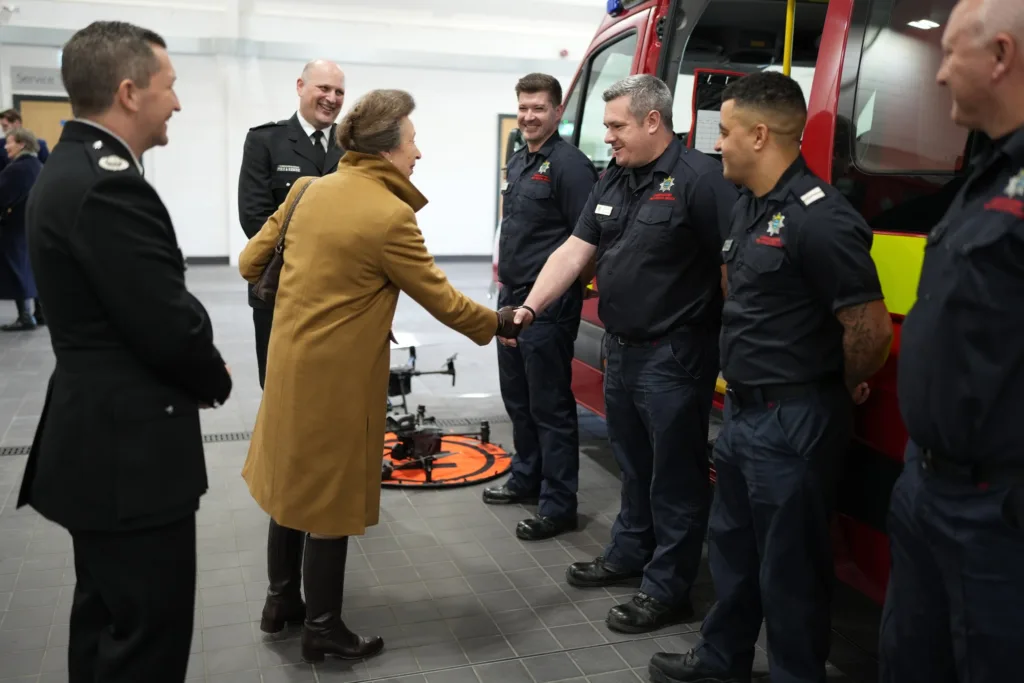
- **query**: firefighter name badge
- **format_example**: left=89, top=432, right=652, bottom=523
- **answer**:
left=722, top=238, right=734, bottom=252
left=595, top=204, right=613, bottom=216
left=98, top=155, right=129, bottom=172
left=767, top=213, right=785, bottom=236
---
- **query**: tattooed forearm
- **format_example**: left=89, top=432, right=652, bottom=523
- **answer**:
left=836, top=300, right=893, bottom=389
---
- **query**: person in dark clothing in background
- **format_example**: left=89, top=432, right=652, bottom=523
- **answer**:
left=0, top=127, right=44, bottom=330
left=236, top=57, right=345, bottom=638
left=17, top=21, right=232, bottom=683
left=482, top=73, right=598, bottom=541
left=0, top=109, right=50, bottom=171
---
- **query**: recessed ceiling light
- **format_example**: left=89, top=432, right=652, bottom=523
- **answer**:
left=908, top=19, right=941, bottom=29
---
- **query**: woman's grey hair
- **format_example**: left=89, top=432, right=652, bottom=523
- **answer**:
left=336, top=89, right=415, bottom=155
left=603, top=74, right=674, bottom=129
left=6, top=127, right=40, bottom=155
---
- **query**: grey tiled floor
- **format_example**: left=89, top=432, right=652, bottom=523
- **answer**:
left=0, top=263, right=879, bottom=682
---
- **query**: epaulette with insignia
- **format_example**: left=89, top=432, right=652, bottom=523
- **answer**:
left=86, top=139, right=132, bottom=173
left=800, top=186, right=826, bottom=206
left=249, top=120, right=285, bottom=131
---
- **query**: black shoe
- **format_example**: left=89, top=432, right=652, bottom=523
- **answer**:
left=606, top=592, right=694, bottom=634
left=515, top=514, right=578, bottom=541
left=566, top=556, right=642, bottom=588
left=1, top=314, right=36, bottom=331
left=260, top=520, right=306, bottom=634
left=482, top=484, right=539, bottom=505
left=301, top=536, right=384, bottom=662
left=649, top=649, right=750, bottom=683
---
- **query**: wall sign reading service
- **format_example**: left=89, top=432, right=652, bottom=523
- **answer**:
left=11, top=67, right=65, bottom=94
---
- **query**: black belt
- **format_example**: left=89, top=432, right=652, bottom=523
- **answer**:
left=921, top=448, right=1024, bottom=488
left=726, top=381, right=830, bottom=407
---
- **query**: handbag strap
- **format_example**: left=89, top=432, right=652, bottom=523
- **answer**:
left=274, top=177, right=315, bottom=252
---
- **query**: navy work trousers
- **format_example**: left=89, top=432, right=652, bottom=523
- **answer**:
left=601, top=324, right=719, bottom=607
left=879, top=440, right=1024, bottom=683
left=697, top=383, right=852, bottom=683
left=497, top=284, right=582, bottom=519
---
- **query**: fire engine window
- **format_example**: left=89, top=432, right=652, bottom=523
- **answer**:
left=665, top=0, right=826, bottom=143
left=853, top=0, right=968, bottom=173
left=574, top=32, right=639, bottom=171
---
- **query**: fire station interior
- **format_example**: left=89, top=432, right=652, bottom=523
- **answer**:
left=0, top=0, right=978, bottom=682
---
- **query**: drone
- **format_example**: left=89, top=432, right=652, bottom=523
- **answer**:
left=382, top=346, right=492, bottom=484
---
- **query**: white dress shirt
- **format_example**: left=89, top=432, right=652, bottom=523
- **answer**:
left=296, top=112, right=330, bottom=152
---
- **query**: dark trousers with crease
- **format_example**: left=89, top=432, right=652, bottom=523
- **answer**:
left=878, top=440, right=1024, bottom=683
left=68, top=514, right=196, bottom=683
left=497, top=284, right=582, bottom=519
left=600, top=324, right=719, bottom=607
left=696, top=384, right=851, bottom=683
left=253, top=307, right=273, bottom=389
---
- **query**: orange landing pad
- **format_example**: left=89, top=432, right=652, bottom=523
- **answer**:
left=381, top=433, right=512, bottom=489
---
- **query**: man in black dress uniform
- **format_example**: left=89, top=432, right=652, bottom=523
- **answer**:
left=17, top=21, right=233, bottom=683
left=236, top=58, right=345, bottom=636
left=237, top=58, right=345, bottom=388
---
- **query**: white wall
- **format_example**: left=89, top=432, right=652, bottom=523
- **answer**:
left=0, top=0, right=598, bottom=260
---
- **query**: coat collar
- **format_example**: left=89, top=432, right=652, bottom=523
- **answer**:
left=340, top=151, right=427, bottom=212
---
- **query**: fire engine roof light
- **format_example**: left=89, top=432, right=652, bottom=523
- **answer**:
left=907, top=19, right=941, bottom=29
left=607, top=0, right=624, bottom=17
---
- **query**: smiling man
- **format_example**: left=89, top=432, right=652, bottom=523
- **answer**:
left=509, top=74, right=738, bottom=634
left=482, top=73, right=597, bottom=541
left=236, top=57, right=345, bottom=638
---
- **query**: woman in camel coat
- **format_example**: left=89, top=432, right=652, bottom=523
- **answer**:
left=239, top=89, right=517, bottom=663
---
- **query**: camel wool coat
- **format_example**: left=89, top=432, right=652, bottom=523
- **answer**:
left=238, top=152, right=499, bottom=537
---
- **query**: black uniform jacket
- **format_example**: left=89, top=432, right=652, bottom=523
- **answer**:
left=16, top=120, right=233, bottom=532
left=238, top=113, right=344, bottom=308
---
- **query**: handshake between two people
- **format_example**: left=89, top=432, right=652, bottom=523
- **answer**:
left=495, top=306, right=536, bottom=347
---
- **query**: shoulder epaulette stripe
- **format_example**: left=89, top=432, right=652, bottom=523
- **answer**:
left=801, top=187, right=826, bottom=206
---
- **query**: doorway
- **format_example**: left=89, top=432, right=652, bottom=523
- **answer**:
left=12, top=95, right=73, bottom=151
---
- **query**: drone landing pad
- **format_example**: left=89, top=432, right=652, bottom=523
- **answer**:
left=381, top=434, right=511, bottom=489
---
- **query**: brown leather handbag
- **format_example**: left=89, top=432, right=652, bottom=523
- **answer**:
left=252, top=177, right=315, bottom=305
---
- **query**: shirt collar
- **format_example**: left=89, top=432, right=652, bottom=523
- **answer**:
left=74, top=119, right=144, bottom=175
left=764, top=154, right=808, bottom=202
left=628, top=137, right=683, bottom=191
left=997, top=124, right=1024, bottom=163
left=295, top=112, right=329, bottom=140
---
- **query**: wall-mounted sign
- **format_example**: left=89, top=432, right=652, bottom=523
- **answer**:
left=11, top=67, right=65, bottom=95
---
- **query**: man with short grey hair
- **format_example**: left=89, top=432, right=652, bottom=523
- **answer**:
left=17, top=19, right=232, bottom=682
left=505, top=73, right=738, bottom=633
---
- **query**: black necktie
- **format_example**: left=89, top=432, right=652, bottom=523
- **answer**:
left=311, top=130, right=326, bottom=170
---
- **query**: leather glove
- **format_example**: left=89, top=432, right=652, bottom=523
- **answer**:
left=496, top=306, right=522, bottom=338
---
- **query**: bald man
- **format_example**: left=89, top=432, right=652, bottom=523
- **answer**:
left=236, top=58, right=345, bottom=635
left=879, top=0, right=1024, bottom=681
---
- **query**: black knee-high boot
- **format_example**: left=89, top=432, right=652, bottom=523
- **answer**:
left=260, top=519, right=306, bottom=633
left=300, top=536, right=384, bottom=662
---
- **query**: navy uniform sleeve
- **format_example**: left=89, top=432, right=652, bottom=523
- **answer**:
left=71, top=175, right=233, bottom=406
left=797, top=201, right=884, bottom=313
left=553, top=150, right=599, bottom=232
left=571, top=174, right=607, bottom=246
left=688, top=170, right=739, bottom=262
left=238, top=127, right=277, bottom=239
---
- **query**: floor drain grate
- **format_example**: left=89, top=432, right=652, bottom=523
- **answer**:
left=0, top=445, right=31, bottom=456
left=204, top=431, right=253, bottom=443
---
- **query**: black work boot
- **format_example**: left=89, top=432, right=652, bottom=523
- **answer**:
left=649, top=649, right=751, bottom=683
left=2, top=299, right=35, bottom=332
left=260, top=519, right=307, bottom=634
left=300, top=536, right=384, bottom=663
left=33, top=299, right=44, bottom=326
